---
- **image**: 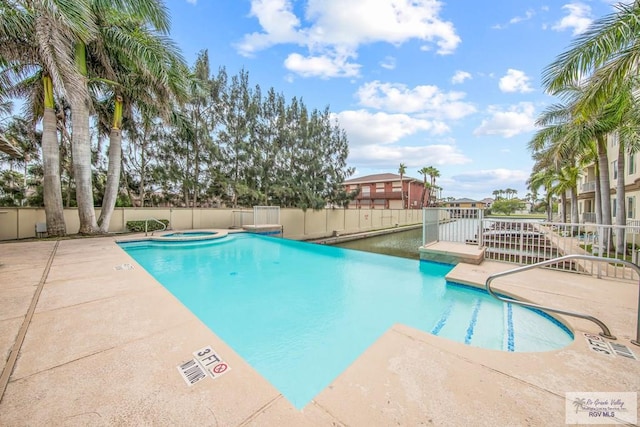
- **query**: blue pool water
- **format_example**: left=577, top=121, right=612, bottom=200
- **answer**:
left=120, top=234, right=573, bottom=409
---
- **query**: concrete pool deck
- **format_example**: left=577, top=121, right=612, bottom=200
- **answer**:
left=0, top=234, right=638, bottom=426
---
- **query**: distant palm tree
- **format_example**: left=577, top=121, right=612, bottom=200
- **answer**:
left=398, top=163, right=407, bottom=208
left=418, top=166, right=429, bottom=207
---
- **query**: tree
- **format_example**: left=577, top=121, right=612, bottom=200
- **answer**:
left=491, top=198, right=524, bottom=216
left=425, top=166, right=440, bottom=206
left=0, top=0, right=96, bottom=236
left=398, top=163, right=406, bottom=208
left=93, top=3, right=188, bottom=231
left=418, top=167, right=429, bottom=207
left=543, top=1, right=640, bottom=113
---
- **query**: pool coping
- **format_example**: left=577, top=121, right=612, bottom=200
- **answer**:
left=0, top=232, right=638, bottom=425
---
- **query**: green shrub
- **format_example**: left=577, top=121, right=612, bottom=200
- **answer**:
left=126, top=219, right=169, bottom=232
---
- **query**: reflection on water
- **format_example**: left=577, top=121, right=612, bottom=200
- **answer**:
left=334, top=227, right=423, bottom=259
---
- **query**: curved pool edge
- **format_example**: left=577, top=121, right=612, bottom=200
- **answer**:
left=115, top=228, right=245, bottom=244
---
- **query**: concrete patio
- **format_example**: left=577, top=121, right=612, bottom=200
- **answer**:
left=0, top=234, right=638, bottom=426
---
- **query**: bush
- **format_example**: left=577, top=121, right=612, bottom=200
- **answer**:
left=126, top=219, right=169, bottom=232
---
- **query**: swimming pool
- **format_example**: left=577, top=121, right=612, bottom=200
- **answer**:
left=120, top=233, right=573, bottom=409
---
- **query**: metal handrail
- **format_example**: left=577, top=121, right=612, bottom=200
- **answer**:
left=485, top=254, right=640, bottom=346
left=144, top=217, right=167, bottom=236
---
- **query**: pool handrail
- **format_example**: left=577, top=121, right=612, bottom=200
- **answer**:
left=145, top=217, right=167, bottom=236
left=485, top=254, right=640, bottom=346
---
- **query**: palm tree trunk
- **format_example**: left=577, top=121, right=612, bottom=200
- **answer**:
left=615, top=144, right=626, bottom=253
left=595, top=165, right=602, bottom=225
left=561, top=192, right=567, bottom=223
left=71, top=43, right=97, bottom=234
left=597, top=135, right=612, bottom=226
left=595, top=134, right=613, bottom=252
left=71, top=100, right=98, bottom=234
left=570, top=186, right=579, bottom=234
left=97, top=127, right=122, bottom=233
left=42, top=97, right=67, bottom=236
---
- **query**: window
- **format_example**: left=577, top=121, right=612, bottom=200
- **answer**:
left=392, top=181, right=401, bottom=192
left=628, top=196, right=635, bottom=219
left=471, top=203, right=476, bottom=207
left=362, top=186, right=370, bottom=196
left=612, top=199, right=616, bottom=217
left=375, top=182, right=384, bottom=192
left=611, top=133, right=619, bottom=146
left=612, top=160, right=618, bottom=179
left=629, top=154, right=636, bottom=175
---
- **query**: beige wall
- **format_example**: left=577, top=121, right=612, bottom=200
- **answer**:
left=0, top=207, right=423, bottom=241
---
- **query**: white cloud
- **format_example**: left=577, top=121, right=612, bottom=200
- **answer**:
left=380, top=56, right=396, bottom=70
left=237, top=0, right=462, bottom=77
left=186, top=0, right=197, bottom=4
left=236, top=0, right=304, bottom=55
left=284, top=53, right=360, bottom=78
left=451, top=70, right=472, bottom=84
left=510, top=9, right=535, bottom=24
left=333, top=110, right=449, bottom=147
left=492, top=8, right=535, bottom=29
left=349, top=143, right=471, bottom=168
left=356, top=81, right=476, bottom=119
left=552, top=3, right=592, bottom=35
left=449, top=169, right=530, bottom=198
left=499, top=69, right=533, bottom=93
left=473, top=102, right=537, bottom=138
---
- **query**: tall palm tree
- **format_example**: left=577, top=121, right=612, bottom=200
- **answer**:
left=69, top=0, right=176, bottom=234
left=0, top=0, right=95, bottom=236
left=425, top=166, right=440, bottom=206
left=91, top=4, right=188, bottom=232
left=398, top=162, right=406, bottom=208
left=528, top=163, right=557, bottom=222
left=418, top=166, right=429, bottom=207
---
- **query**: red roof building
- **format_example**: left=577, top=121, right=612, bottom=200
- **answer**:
left=343, top=173, right=426, bottom=209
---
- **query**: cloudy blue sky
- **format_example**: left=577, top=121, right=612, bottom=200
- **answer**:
left=166, top=0, right=619, bottom=200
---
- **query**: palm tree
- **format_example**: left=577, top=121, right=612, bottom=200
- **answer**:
left=0, top=0, right=95, bottom=236
left=543, top=1, right=640, bottom=112
left=529, top=94, right=616, bottom=229
left=424, top=166, right=440, bottom=206
left=91, top=4, right=188, bottom=232
left=528, top=165, right=556, bottom=222
left=68, top=0, right=177, bottom=234
left=418, top=167, right=429, bottom=207
left=398, top=163, right=406, bottom=208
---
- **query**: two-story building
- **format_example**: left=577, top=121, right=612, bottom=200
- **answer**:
left=576, top=132, right=639, bottom=224
left=343, top=173, right=426, bottom=209
left=442, top=198, right=486, bottom=218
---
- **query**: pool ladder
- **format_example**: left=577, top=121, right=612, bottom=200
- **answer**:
left=145, top=217, right=167, bottom=236
left=485, top=254, right=640, bottom=347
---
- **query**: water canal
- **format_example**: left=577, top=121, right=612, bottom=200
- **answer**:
left=333, top=227, right=423, bottom=259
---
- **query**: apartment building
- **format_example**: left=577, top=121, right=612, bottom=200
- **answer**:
left=343, top=173, right=426, bottom=209
left=577, top=132, right=640, bottom=223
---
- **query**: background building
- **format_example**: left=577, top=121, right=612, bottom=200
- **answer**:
left=343, top=173, right=426, bottom=209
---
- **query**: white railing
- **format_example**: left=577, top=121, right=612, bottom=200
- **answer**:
left=423, top=207, right=640, bottom=280
left=232, top=210, right=253, bottom=228
left=581, top=181, right=596, bottom=192
left=253, top=206, right=280, bottom=225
